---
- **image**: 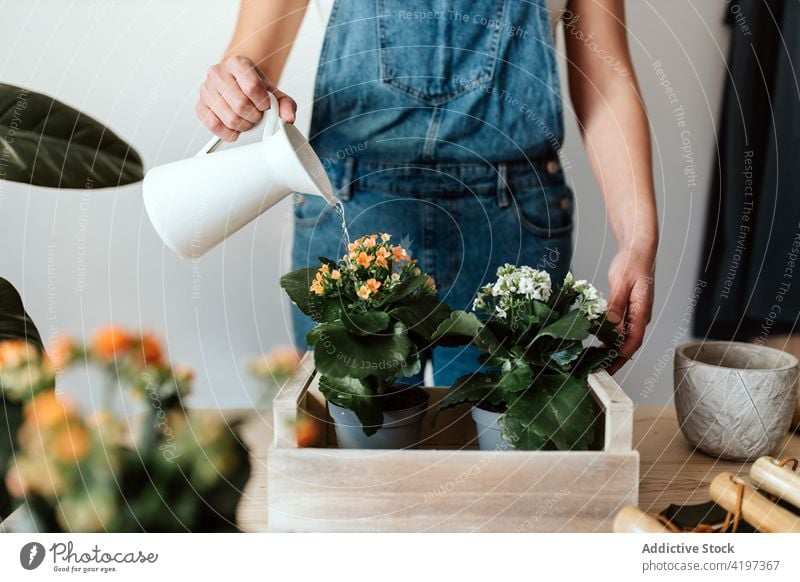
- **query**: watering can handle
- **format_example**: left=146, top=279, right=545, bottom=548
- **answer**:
left=196, top=92, right=281, bottom=157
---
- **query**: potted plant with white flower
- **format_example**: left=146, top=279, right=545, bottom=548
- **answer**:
left=433, top=265, right=623, bottom=451
left=280, top=233, right=453, bottom=449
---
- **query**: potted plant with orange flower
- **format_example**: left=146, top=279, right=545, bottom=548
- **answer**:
left=281, top=233, right=452, bottom=449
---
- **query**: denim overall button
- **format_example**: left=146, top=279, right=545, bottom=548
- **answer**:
left=546, top=160, right=560, bottom=174
left=559, top=196, right=571, bottom=210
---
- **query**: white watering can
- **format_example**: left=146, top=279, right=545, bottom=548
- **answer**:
left=143, top=93, right=337, bottom=258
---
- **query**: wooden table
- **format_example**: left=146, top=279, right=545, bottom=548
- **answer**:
left=235, top=405, right=800, bottom=532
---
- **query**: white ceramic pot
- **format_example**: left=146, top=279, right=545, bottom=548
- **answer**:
left=674, top=341, right=799, bottom=460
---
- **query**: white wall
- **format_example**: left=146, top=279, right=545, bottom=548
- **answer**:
left=0, top=0, right=729, bottom=408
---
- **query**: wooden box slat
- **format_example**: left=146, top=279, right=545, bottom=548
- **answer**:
left=268, top=353, right=639, bottom=532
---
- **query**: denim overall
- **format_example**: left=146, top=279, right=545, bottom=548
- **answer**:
left=292, top=0, right=573, bottom=385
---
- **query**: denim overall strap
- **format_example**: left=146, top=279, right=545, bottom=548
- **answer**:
left=309, top=0, right=563, bottom=165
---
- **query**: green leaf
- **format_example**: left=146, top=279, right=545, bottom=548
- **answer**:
left=280, top=267, right=319, bottom=319
left=433, top=311, right=508, bottom=356
left=398, top=350, right=422, bottom=378
left=496, top=360, right=533, bottom=392
left=390, top=295, right=452, bottom=344
left=498, top=408, right=550, bottom=450
left=549, top=341, right=584, bottom=368
left=319, top=374, right=383, bottom=436
left=499, top=375, right=597, bottom=451
left=309, top=321, right=412, bottom=380
left=376, top=275, right=427, bottom=305
left=534, top=309, right=590, bottom=342
left=574, top=346, right=620, bottom=376
left=435, top=372, right=504, bottom=413
left=594, top=316, right=624, bottom=349
left=341, top=310, right=390, bottom=336
left=0, top=278, right=43, bottom=349
left=0, top=83, right=143, bottom=188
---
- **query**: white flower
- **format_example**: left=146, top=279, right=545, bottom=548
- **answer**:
left=494, top=306, right=507, bottom=319
left=571, top=280, right=608, bottom=320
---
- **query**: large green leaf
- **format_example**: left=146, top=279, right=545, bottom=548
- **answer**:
left=341, top=310, right=390, bottom=336
left=0, top=278, right=43, bottom=349
left=0, top=83, right=143, bottom=188
left=376, top=275, right=428, bottom=305
left=499, top=375, right=597, bottom=451
left=280, top=268, right=319, bottom=319
left=319, top=374, right=383, bottom=436
left=534, top=309, right=590, bottom=342
left=549, top=340, right=585, bottom=369
left=436, top=372, right=504, bottom=413
left=308, top=321, right=412, bottom=380
left=433, top=311, right=508, bottom=356
left=390, top=295, right=452, bottom=344
left=496, top=359, right=533, bottom=392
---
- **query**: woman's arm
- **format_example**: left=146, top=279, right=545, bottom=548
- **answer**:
left=196, top=0, right=309, bottom=141
left=564, top=0, right=658, bottom=370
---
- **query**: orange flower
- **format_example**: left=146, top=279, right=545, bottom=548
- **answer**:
left=92, top=325, right=131, bottom=360
left=357, top=285, right=371, bottom=300
left=330, top=269, right=341, bottom=280
left=319, top=264, right=330, bottom=274
left=375, top=247, right=390, bottom=268
left=356, top=251, right=373, bottom=268
left=380, top=233, right=391, bottom=242
left=363, top=236, right=377, bottom=248
left=51, top=424, right=91, bottom=463
left=296, top=415, right=321, bottom=448
left=0, top=339, right=36, bottom=368
left=424, top=275, right=437, bottom=293
left=48, top=336, right=75, bottom=370
left=392, top=246, right=409, bottom=262
left=366, top=278, right=382, bottom=293
left=24, top=390, right=73, bottom=429
left=174, top=365, right=195, bottom=383
left=136, top=332, right=163, bottom=367
left=310, top=279, right=325, bottom=295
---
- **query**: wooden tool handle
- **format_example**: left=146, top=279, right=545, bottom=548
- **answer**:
left=710, top=472, right=800, bottom=533
left=750, top=457, right=800, bottom=510
left=613, top=505, right=673, bottom=533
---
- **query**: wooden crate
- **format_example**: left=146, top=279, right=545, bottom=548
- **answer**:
left=268, top=354, right=638, bottom=532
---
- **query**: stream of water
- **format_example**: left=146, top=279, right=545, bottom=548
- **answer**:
left=334, top=200, right=351, bottom=249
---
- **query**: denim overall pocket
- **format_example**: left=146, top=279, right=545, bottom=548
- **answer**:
left=377, top=0, right=507, bottom=105
left=510, top=182, right=575, bottom=238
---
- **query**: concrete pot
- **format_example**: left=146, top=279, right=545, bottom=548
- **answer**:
left=327, top=387, right=428, bottom=449
left=674, top=341, right=799, bottom=461
left=470, top=406, right=512, bottom=451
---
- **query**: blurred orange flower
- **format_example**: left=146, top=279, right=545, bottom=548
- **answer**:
left=0, top=339, right=36, bottom=368
left=48, top=336, right=76, bottom=370
left=295, top=414, right=321, bottom=448
left=24, top=390, right=74, bottom=429
left=51, top=425, right=91, bottom=463
left=136, top=332, right=163, bottom=367
left=92, top=325, right=131, bottom=360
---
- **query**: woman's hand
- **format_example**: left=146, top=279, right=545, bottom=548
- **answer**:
left=196, top=56, right=297, bottom=142
left=606, top=246, right=656, bottom=374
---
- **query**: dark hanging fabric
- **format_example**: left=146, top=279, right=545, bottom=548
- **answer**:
left=693, top=0, right=800, bottom=341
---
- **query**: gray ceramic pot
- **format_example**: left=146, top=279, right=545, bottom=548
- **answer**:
left=471, top=406, right=512, bottom=451
left=674, top=341, right=799, bottom=461
left=327, top=388, right=429, bottom=449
